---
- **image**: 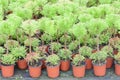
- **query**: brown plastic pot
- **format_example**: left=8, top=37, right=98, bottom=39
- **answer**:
left=115, top=62, right=120, bottom=76
left=28, top=64, right=42, bottom=78
left=46, top=64, right=60, bottom=78
left=106, top=57, right=113, bottom=68
left=60, top=60, right=70, bottom=71
left=93, top=62, right=106, bottom=76
left=85, top=58, right=92, bottom=69
left=17, top=59, right=27, bottom=69
left=72, top=65, right=85, bottom=78
left=1, top=64, right=14, bottom=77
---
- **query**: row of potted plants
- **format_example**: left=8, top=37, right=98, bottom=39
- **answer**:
left=0, top=0, right=120, bottom=79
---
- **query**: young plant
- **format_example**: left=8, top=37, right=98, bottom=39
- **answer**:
left=68, top=40, right=79, bottom=53
left=40, top=33, right=51, bottom=45
left=4, top=40, right=19, bottom=51
left=25, top=52, right=41, bottom=66
left=46, top=54, right=60, bottom=66
left=10, top=46, right=26, bottom=60
left=101, top=45, right=113, bottom=57
left=1, top=54, right=16, bottom=65
left=72, top=54, right=85, bottom=66
left=49, top=42, right=62, bottom=54
left=90, top=51, right=108, bottom=65
left=80, top=46, right=92, bottom=58
left=21, top=20, right=39, bottom=53
left=58, top=49, right=72, bottom=60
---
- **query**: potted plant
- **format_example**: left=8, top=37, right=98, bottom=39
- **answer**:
left=25, top=52, right=42, bottom=78
left=114, top=52, right=120, bottom=76
left=46, top=54, right=60, bottom=78
left=21, top=20, right=39, bottom=54
left=90, top=51, right=108, bottom=76
left=1, top=54, right=16, bottom=77
left=101, top=45, right=113, bottom=68
left=34, top=46, right=48, bottom=69
left=72, top=54, right=85, bottom=78
left=80, top=46, right=93, bottom=69
left=0, top=47, right=5, bottom=69
left=109, top=37, right=120, bottom=55
left=58, top=49, right=72, bottom=71
left=10, top=46, right=27, bottom=69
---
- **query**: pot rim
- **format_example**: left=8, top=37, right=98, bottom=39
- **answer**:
left=92, top=61, right=106, bottom=66
left=28, top=61, right=42, bottom=68
left=46, top=62, right=60, bottom=67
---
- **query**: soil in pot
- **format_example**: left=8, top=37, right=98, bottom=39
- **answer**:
left=72, top=65, right=85, bottom=78
left=60, top=60, right=70, bottom=71
left=28, top=62, right=42, bottom=78
left=1, top=64, right=14, bottom=77
left=85, top=58, right=92, bottom=69
left=46, top=64, right=60, bottom=78
left=106, top=57, right=113, bottom=68
left=17, top=59, right=27, bottom=69
left=115, top=62, right=120, bottom=76
left=93, top=62, right=106, bottom=76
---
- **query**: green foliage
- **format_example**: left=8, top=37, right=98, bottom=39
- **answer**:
left=24, top=38, right=40, bottom=47
left=68, top=40, right=79, bottom=52
left=106, top=14, right=120, bottom=28
left=11, top=46, right=26, bottom=60
left=80, top=46, right=92, bottom=58
left=1, top=54, right=16, bottom=65
left=72, top=54, right=85, bottom=66
left=4, top=40, right=20, bottom=51
left=60, top=35, right=72, bottom=45
left=41, top=4, right=57, bottom=18
left=78, top=13, right=93, bottom=23
left=21, top=20, right=39, bottom=36
left=114, top=52, right=120, bottom=64
left=0, top=20, right=17, bottom=36
left=58, top=49, right=72, bottom=60
left=46, top=54, right=60, bottom=66
left=54, top=13, right=77, bottom=33
left=40, top=33, right=51, bottom=44
left=90, top=51, right=108, bottom=65
left=0, top=34, right=8, bottom=45
left=101, top=45, right=113, bottom=57
left=13, top=7, right=33, bottom=20
left=88, top=19, right=108, bottom=36
left=71, top=23, right=87, bottom=41
left=99, top=0, right=112, bottom=4
left=50, top=42, right=62, bottom=53
left=0, top=47, right=5, bottom=59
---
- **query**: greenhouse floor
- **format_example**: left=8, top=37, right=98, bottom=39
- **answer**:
left=0, top=65, right=120, bottom=80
